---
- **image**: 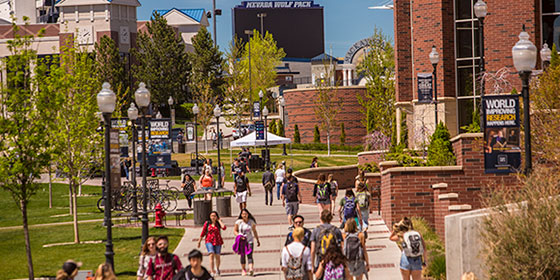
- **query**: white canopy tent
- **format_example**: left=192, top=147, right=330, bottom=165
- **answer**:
left=229, top=131, right=293, bottom=168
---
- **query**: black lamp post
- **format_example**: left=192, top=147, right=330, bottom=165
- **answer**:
left=193, top=103, right=200, bottom=175
left=127, top=103, right=139, bottom=221
left=135, top=82, right=151, bottom=245
left=214, top=105, right=222, bottom=189
left=279, top=96, right=287, bottom=156
left=512, top=25, right=537, bottom=175
left=541, top=43, right=552, bottom=70
left=263, top=106, right=269, bottom=169
left=474, top=0, right=487, bottom=131
left=244, top=30, right=254, bottom=120
left=429, top=46, right=440, bottom=125
left=97, top=82, right=116, bottom=269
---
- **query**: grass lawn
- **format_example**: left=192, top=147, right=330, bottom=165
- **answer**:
left=0, top=223, right=183, bottom=279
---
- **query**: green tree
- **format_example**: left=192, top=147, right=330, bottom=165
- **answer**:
left=357, top=27, right=395, bottom=138
left=314, top=125, right=321, bottom=143
left=277, top=119, right=285, bottom=137
left=314, top=62, right=343, bottom=155
left=223, top=37, right=250, bottom=131
left=340, top=123, right=346, bottom=144
left=294, top=124, right=301, bottom=143
left=132, top=12, right=190, bottom=108
left=191, top=26, right=224, bottom=101
left=550, top=43, right=560, bottom=68
left=427, top=123, right=456, bottom=166
left=0, top=19, right=52, bottom=279
left=95, top=35, right=128, bottom=95
left=269, top=119, right=277, bottom=135
left=195, top=78, right=217, bottom=153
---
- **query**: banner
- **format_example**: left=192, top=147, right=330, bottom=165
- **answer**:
left=186, top=123, right=195, bottom=142
left=109, top=129, right=121, bottom=189
left=253, top=102, right=261, bottom=118
left=241, top=1, right=314, bottom=8
left=482, top=94, right=521, bottom=173
left=417, top=73, right=433, bottom=103
left=255, top=120, right=265, bottom=140
left=149, top=119, right=171, bottom=139
left=111, top=118, right=129, bottom=157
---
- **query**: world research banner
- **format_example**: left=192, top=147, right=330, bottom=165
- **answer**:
left=149, top=119, right=171, bottom=140
left=482, top=94, right=521, bottom=174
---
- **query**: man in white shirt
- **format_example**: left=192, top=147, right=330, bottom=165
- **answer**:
left=275, top=164, right=286, bottom=200
left=281, top=227, right=313, bottom=280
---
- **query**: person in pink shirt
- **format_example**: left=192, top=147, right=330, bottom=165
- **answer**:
left=146, top=235, right=182, bottom=280
left=197, top=211, right=226, bottom=276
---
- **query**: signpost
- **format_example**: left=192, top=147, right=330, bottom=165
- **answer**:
left=185, top=123, right=195, bottom=142
left=417, top=73, right=433, bottom=103
left=109, top=129, right=121, bottom=190
left=255, top=120, right=265, bottom=140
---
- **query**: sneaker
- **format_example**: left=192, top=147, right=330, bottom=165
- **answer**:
left=249, top=270, right=254, bottom=277
left=216, top=269, right=221, bottom=276
left=242, top=270, right=247, bottom=276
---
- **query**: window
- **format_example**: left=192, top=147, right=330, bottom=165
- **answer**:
left=542, top=0, right=560, bottom=47
left=455, top=0, right=481, bottom=132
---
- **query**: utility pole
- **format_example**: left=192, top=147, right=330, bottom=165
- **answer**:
left=213, top=0, right=217, bottom=47
left=257, top=13, right=267, bottom=36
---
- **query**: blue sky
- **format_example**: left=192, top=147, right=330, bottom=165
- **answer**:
left=137, top=0, right=394, bottom=58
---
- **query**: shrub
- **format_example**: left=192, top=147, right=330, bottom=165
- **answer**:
left=358, top=162, right=380, bottom=173
left=293, top=124, right=301, bottom=143
left=411, top=217, right=446, bottom=280
left=288, top=143, right=362, bottom=152
left=269, top=119, right=277, bottom=135
left=364, top=130, right=391, bottom=151
left=277, top=119, right=284, bottom=136
left=427, top=123, right=455, bottom=166
left=313, top=125, right=320, bottom=143
left=340, top=123, right=346, bottom=144
left=386, top=143, right=425, bottom=167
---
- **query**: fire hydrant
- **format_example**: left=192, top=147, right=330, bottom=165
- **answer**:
left=154, top=203, right=166, bottom=228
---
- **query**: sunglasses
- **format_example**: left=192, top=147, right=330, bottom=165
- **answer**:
left=294, top=221, right=303, bottom=224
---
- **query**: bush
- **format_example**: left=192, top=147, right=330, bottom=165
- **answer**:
left=313, top=125, right=321, bottom=143
left=427, top=123, right=455, bottom=166
left=340, top=123, right=346, bottom=144
left=277, top=119, right=284, bottom=136
left=269, top=119, right=277, bottom=135
left=411, top=217, right=446, bottom=280
left=386, top=143, right=425, bottom=167
left=294, top=124, right=301, bottom=143
left=358, top=162, right=380, bottom=173
left=289, top=143, right=362, bottom=152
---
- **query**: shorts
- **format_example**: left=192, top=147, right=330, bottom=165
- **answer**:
left=400, top=252, right=422, bottom=271
left=348, top=260, right=367, bottom=276
left=285, top=202, right=299, bottom=215
left=236, top=190, right=248, bottom=203
left=205, top=243, right=222, bottom=254
left=316, top=199, right=331, bottom=205
left=202, top=187, right=213, bottom=192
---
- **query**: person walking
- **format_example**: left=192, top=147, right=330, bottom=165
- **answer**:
left=314, top=246, right=352, bottom=280
left=281, top=227, right=313, bottom=280
left=355, top=170, right=366, bottom=189
left=389, top=217, right=427, bottom=280
left=199, top=169, right=214, bottom=200
left=231, top=159, right=241, bottom=181
left=233, top=209, right=261, bottom=276
left=181, top=174, right=196, bottom=209
left=202, top=159, right=212, bottom=175
left=137, top=236, right=157, bottom=280
left=310, top=157, right=319, bottom=168
left=343, top=219, right=369, bottom=280
left=313, top=173, right=332, bottom=215
left=146, top=235, right=183, bottom=280
left=94, top=263, right=117, bottom=280
left=285, top=215, right=313, bottom=247
left=310, top=210, right=344, bottom=275
left=275, top=163, right=286, bottom=200
left=234, top=170, right=251, bottom=211
left=281, top=168, right=302, bottom=230
left=219, top=162, right=225, bottom=188
left=197, top=211, right=226, bottom=276
left=262, top=167, right=275, bottom=206
left=173, top=249, right=214, bottom=280
left=338, top=190, right=363, bottom=232
left=124, top=158, right=132, bottom=180
left=327, top=174, right=339, bottom=213
left=355, top=182, right=371, bottom=234
left=56, top=260, right=81, bottom=280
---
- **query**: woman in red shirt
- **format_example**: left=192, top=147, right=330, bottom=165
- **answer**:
left=197, top=211, right=226, bottom=276
left=199, top=169, right=214, bottom=200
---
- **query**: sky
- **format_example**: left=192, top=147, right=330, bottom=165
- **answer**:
left=137, top=0, right=394, bottom=58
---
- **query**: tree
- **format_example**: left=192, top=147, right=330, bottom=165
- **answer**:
left=314, top=125, right=321, bottom=143
left=190, top=26, right=224, bottom=101
left=550, top=43, right=560, bottom=68
left=195, top=78, right=217, bottom=153
left=314, top=62, right=343, bottom=155
left=269, top=119, right=277, bottom=135
left=277, top=119, right=285, bottom=137
left=340, top=123, right=346, bottom=144
left=95, top=35, right=128, bottom=96
left=223, top=37, right=250, bottom=131
left=0, top=19, right=52, bottom=279
left=357, top=27, right=395, bottom=138
left=294, top=124, right=301, bottom=143
left=427, top=123, right=455, bottom=166
left=132, top=12, right=190, bottom=109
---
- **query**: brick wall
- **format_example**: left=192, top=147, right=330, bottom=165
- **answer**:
left=294, top=165, right=359, bottom=204
left=283, top=86, right=367, bottom=145
left=394, top=0, right=413, bottom=102
left=357, top=151, right=387, bottom=166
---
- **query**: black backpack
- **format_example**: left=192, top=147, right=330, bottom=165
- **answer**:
left=235, top=175, right=247, bottom=192
left=285, top=178, right=299, bottom=202
left=344, top=233, right=363, bottom=262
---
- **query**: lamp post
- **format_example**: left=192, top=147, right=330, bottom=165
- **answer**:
left=474, top=0, right=487, bottom=131
left=541, top=43, right=552, bottom=70
left=263, top=106, right=269, bottom=169
left=257, top=13, right=267, bottom=35
left=429, top=45, right=440, bottom=125
left=279, top=96, right=287, bottom=155
left=134, top=82, right=151, bottom=245
left=258, top=90, right=264, bottom=120
left=512, top=25, right=537, bottom=175
left=127, top=103, right=139, bottom=222
left=97, top=82, right=116, bottom=269
left=244, top=30, right=254, bottom=120
left=214, top=105, right=222, bottom=189
left=193, top=104, right=200, bottom=175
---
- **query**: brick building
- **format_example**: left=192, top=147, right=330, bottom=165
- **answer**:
left=394, top=0, right=548, bottom=147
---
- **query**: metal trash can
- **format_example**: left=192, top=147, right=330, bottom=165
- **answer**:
left=214, top=189, right=232, bottom=217
left=178, top=143, right=185, bottom=153
left=192, top=190, right=213, bottom=226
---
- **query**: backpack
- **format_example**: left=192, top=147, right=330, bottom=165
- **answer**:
left=316, top=225, right=339, bottom=257
left=323, top=261, right=345, bottom=280
left=235, top=175, right=247, bottom=192
left=316, top=184, right=330, bottom=201
left=343, top=197, right=357, bottom=219
left=344, top=233, right=363, bottom=262
left=402, top=230, right=424, bottom=257
left=357, top=191, right=369, bottom=209
left=285, top=179, right=299, bottom=202
left=285, top=246, right=306, bottom=280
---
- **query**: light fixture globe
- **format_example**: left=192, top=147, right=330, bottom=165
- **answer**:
left=279, top=96, right=286, bottom=107
left=127, top=103, right=139, bottom=121
left=168, top=96, right=173, bottom=106
left=135, top=82, right=150, bottom=108
left=540, top=43, right=552, bottom=62
left=192, top=103, right=199, bottom=115
left=262, top=106, right=269, bottom=117
left=429, top=46, right=440, bottom=65
left=258, top=90, right=264, bottom=98
left=272, top=91, right=278, bottom=99
left=474, top=0, right=487, bottom=18
left=97, top=82, right=116, bottom=113
left=512, top=26, right=537, bottom=72
left=213, top=105, right=221, bottom=118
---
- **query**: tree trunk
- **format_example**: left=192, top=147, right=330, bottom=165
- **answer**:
left=21, top=199, right=34, bottom=280
left=71, top=181, right=80, bottom=244
left=78, top=181, right=82, bottom=196
left=327, top=131, right=331, bottom=156
left=68, top=184, right=73, bottom=215
left=204, top=128, right=208, bottom=154
left=48, top=165, right=52, bottom=209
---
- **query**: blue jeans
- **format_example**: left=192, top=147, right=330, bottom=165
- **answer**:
left=276, top=182, right=282, bottom=200
left=205, top=243, right=222, bottom=254
left=400, top=252, right=422, bottom=271
left=360, top=208, right=369, bottom=229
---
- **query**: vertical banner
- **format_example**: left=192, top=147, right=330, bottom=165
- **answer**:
left=147, top=119, right=172, bottom=169
left=185, top=123, right=195, bottom=142
left=417, top=73, right=433, bottom=103
left=255, top=120, right=265, bottom=140
left=111, top=118, right=129, bottom=157
left=109, top=129, right=121, bottom=189
left=253, top=101, right=261, bottom=118
left=482, top=95, right=521, bottom=173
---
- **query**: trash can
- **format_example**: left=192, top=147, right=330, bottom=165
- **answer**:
left=214, top=189, right=232, bottom=217
left=178, top=143, right=185, bottom=153
left=192, top=190, right=213, bottom=226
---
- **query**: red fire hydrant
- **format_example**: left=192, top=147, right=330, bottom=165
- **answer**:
left=154, top=203, right=166, bottom=228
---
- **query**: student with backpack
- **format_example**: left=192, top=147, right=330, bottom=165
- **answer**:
left=281, top=227, right=313, bottom=280
left=355, top=183, right=371, bottom=234
left=389, top=217, right=427, bottom=280
left=282, top=168, right=302, bottom=230
left=314, top=246, right=352, bottom=280
left=313, top=173, right=333, bottom=215
left=233, top=209, right=261, bottom=276
left=310, top=210, right=344, bottom=276
left=327, top=174, right=339, bottom=213
left=173, top=249, right=213, bottom=280
left=343, top=219, right=369, bottom=279
left=338, top=190, right=363, bottom=232
left=234, top=170, right=251, bottom=211
left=262, top=167, right=275, bottom=206
left=146, top=235, right=183, bottom=280
left=197, top=211, right=226, bottom=277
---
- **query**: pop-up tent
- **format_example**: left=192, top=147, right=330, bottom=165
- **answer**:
left=230, top=131, right=291, bottom=147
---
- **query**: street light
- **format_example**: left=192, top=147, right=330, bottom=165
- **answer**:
left=127, top=103, right=139, bottom=222
left=263, top=106, right=269, bottom=169
left=512, top=25, right=537, bottom=175
left=279, top=96, right=287, bottom=155
left=134, top=82, right=151, bottom=245
left=475, top=0, right=487, bottom=131
left=257, top=13, right=267, bottom=35
left=540, top=43, right=552, bottom=69
left=429, top=45, right=440, bottom=125
left=192, top=103, right=200, bottom=175
left=244, top=30, right=254, bottom=120
left=213, top=105, right=222, bottom=189
left=97, top=82, right=116, bottom=269
left=259, top=90, right=264, bottom=120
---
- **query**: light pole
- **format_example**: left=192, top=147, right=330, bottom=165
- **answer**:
left=429, top=45, right=440, bottom=125
left=259, top=90, right=264, bottom=121
left=134, top=82, right=151, bottom=245
left=279, top=96, right=287, bottom=155
left=474, top=0, right=487, bottom=131
left=97, top=82, right=116, bottom=269
left=541, top=43, right=552, bottom=70
left=257, top=13, right=267, bottom=35
left=193, top=104, right=200, bottom=175
left=214, top=105, right=222, bottom=189
left=512, top=25, right=537, bottom=175
left=263, top=106, right=269, bottom=169
left=244, top=30, right=254, bottom=120
left=127, top=103, right=139, bottom=221
left=168, top=96, right=174, bottom=153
